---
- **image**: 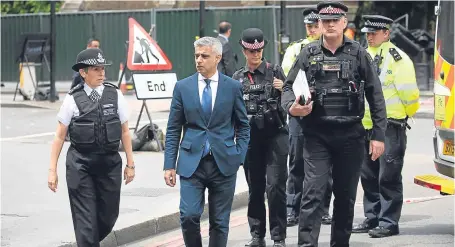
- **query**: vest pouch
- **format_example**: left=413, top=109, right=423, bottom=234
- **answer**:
left=105, top=120, right=122, bottom=143
left=70, top=122, right=95, bottom=144
left=323, top=96, right=350, bottom=116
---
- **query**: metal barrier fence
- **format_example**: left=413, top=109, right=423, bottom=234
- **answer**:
left=1, top=6, right=315, bottom=83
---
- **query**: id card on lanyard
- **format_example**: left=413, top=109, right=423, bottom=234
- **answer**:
left=247, top=73, right=255, bottom=85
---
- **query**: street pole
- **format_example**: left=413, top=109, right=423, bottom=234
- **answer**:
left=279, top=1, right=289, bottom=63
left=199, top=0, right=205, bottom=38
left=49, top=1, right=56, bottom=102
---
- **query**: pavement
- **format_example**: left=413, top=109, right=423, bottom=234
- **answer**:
left=120, top=118, right=455, bottom=247
left=0, top=81, right=439, bottom=247
left=0, top=81, right=436, bottom=119
left=0, top=94, right=248, bottom=247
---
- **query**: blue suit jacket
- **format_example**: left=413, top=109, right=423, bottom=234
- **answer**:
left=164, top=73, right=250, bottom=178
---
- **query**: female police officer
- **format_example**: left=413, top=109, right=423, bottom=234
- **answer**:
left=233, top=28, right=289, bottom=247
left=47, top=48, right=135, bottom=246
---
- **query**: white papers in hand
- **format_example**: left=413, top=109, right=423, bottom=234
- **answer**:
left=292, top=69, right=312, bottom=104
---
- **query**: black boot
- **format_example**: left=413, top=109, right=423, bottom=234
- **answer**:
left=245, top=237, right=266, bottom=247
left=352, top=219, right=378, bottom=233
left=287, top=214, right=298, bottom=227
left=368, top=226, right=399, bottom=238
left=273, top=240, right=286, bottom=247
left=321, top=213, right=332, bottom=225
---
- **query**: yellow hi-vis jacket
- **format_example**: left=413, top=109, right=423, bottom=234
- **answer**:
left=281, top=36, right=317, bottom=76
left=362, top=40, right=420, bottom=129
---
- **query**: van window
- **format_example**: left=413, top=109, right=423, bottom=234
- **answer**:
left=436, top=1, right=454, bottom=64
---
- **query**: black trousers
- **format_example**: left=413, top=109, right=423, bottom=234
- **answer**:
left=66, top=146, right=122, bottom=247
left=244, top=128, right=289, bottom=240
left=298, top=124, right=365, bottom=247
left=179, top=155, right=237, bottom=247
left=287, top=134, right=333, bottom=218
left=361, top=126, right=407, bottom=229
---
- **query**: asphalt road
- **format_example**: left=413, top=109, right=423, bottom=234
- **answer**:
left=1, top=107, right=453, bottom=247
left=0, top=106, right=171, bottom=247
left=129, top=117, right=455, bottom=247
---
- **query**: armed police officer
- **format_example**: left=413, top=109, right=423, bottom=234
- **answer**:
left=352, top=15, right=420, bottom=238
left=232, top=28, right=288, bottom=247
left=48, top=48, right=135, bottom=247
left=281, top=2, right=387, bottom=246
left=281, top=7, right=333, bottom=227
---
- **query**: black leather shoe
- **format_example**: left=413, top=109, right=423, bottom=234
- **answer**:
left=245, top=237, right=266, bottom=247
left=287, top=215, right=298, bottom=227
left=352, top=219, right=378, bottom=233
left=273, top=240, right=286, bottom=247
left=321, top=214, right=332, bottom=225
left=368, top=226, right=399, bottom=238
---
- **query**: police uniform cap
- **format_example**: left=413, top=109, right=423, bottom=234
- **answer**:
left=239, top=28, right=268, bottom=50
left=361, top=15, right=394, bottom=33
left=317, top=1, right=348, bottom=20
left=72, top=48, right=111, bottom=72
left=302, top=8, right=320, bottom=24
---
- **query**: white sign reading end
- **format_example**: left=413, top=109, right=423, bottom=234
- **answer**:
left=132, top=73, right=177, bottom=100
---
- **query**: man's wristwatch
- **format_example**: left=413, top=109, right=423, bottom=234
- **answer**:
left=126, top=164, right=135, bottom=169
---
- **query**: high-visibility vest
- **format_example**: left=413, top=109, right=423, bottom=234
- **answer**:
left=281, top=36, right=318, bottom=76
left=363, top=41, right=420, bottom=129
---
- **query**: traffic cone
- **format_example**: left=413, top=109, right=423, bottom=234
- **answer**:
left=118, top=62, right=127, bottom=94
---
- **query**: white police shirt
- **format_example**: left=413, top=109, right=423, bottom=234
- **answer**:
left=57, top=83, right=129, bottom=126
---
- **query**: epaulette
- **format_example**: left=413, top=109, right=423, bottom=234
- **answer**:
left=389, top=48, right=402, bottom=62
left=103, top=82, right=119, bottom=89
left=289, top=38, right=304, bottom=46
left=68, top=83, right=83, bottom=95
left=307, top=42, right=321, bottom=55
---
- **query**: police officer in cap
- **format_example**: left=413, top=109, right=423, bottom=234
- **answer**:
left=232, top=28, right=288, bottom=247
left=48, top=48, right=136, bottom=247
left=281, top=1, right=387, bottom=246
left=281, top=7, right=333, bottom=227
left=352, top=15, right=420, bottom=238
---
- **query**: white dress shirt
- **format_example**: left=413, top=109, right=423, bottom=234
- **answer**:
left=57, top=83, right=129, bottom=126
left=197, top=71, right=219, bottom=110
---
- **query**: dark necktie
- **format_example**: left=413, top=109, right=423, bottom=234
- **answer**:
left=89, top=89, right=101, bottom=102
left=201, top=79, right=212, bottom=157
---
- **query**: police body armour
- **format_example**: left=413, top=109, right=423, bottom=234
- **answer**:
left=305, top=42, right=364, bottom=124
left=69, top=83, right=122, bottom=154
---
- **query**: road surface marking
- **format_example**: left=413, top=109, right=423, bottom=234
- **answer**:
left=0, top=132, right=56, bottom=141
left=0, top=119, right=169, bottom=141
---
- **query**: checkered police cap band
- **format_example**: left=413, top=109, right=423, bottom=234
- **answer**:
left=365, top=20, right=390, bottom=29
left=305, top=12, right=320, bottom=21
left=319, top=6, right=345, bottom=15
left=78, top=52, right=106, bottom=66
left=242, top=40, right=264, bottom=50
left=79, top=58, right=98, bottom=65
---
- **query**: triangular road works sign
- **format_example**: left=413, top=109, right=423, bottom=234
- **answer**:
left=127, top=17, right=173, bottom=71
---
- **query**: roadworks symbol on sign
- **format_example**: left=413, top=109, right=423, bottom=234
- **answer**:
left=127, top=17, right=173, bottom=71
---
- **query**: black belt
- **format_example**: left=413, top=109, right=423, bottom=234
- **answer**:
left=387, top=118, right=411, bottom=130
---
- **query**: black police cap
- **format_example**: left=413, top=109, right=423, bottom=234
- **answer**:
left=72, top=48, right=111, bottom=72
left=302, top=8, right=320, bottom=24
left=361, top=15, right=394, bottom=33
left=239, top=28, right=268, bottom=50
left=317, top=1, right=348, bottom=20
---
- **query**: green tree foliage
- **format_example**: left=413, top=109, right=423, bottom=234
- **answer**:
left=1, top=1, right=63, bottom=15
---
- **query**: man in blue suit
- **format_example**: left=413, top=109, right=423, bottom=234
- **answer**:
left=164, top=36, right=250, bottom=247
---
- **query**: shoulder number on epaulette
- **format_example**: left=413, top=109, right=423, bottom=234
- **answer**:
left=103, top=82, right=119, bottom=89
left=389, top=48, right=402, bottom=62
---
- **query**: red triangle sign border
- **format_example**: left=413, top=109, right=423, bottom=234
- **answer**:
left=127, top=17, right=173, bottom=71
